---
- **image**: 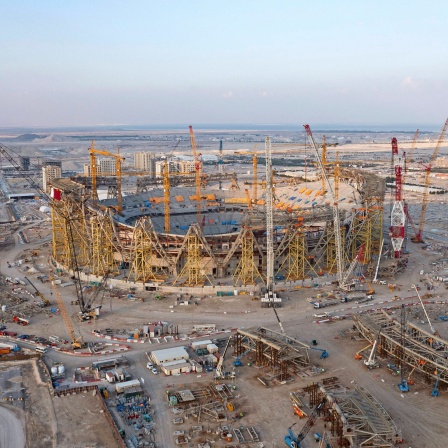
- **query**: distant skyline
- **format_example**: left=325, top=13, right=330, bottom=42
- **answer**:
left=1, top=1, right=447, bottom=127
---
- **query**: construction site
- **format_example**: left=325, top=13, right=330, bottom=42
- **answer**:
left=42, top=126, right=386, bottom=295
left=1, top=122, right=448, bottom=448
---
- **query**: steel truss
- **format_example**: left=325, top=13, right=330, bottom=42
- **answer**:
left=173, top=224, right=214, bottom=286
left=233, top=227, right=263, bottom=285
left=276, top=224, right=319, bottom=280
left=353, top=310, right=448, bottom=386
left=234, top=327, right=310, bottom=376
left=323, top=386, right=401, bottom=447
left=129, top=217, right=167, bottom=282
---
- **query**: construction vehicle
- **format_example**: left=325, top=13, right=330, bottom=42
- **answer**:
left=284, top=398, right=326, bottom=447
left=364, top=326, right=383, bottom=369
left=431, top=370, right=441, bottom=397
left=398, top=378, right=409, bottom=392
left=310, top=347, right=328, bottom=359
left=215, top=336, right=232, bottom=379
left=233, top=343, right=256, bottom=367
left=50, top=279, right=86, bottom=350
left=354, top=343, right=372, bottom=360
left=25, top=276, right=51, bottom=307
left=413, top=118, right=448, bottom=243
left=13, top=316, right=29, bottom=326
left=413, top=284, right=437, bottom=335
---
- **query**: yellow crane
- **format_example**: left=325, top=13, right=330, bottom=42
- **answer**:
left=88, top=141, right=125, bottom=213
left=50, top=278, right=85, bottom=349
left=414, top=118, right=448, bottom=243
left=244, top=189, right=253, bottom=211
left=189, top=126, right=202, bottom=223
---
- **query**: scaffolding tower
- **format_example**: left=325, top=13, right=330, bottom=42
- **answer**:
left=174, top=224, right=212, bottom=286
left=129, top=218, right=160, bottom=282
left=233, top=227, right=263, bottom=286
left=90, top=214, right=119, bottom=276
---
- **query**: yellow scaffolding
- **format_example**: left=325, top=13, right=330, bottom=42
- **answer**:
left=129, top=218, right=159, bottom=282
left=233, top=228, right=262, bottom=286
left=51, top=205, right=69, bottom=266
left=278, top=226, right=316, bottom=281
left=90, top=215, right=119, bottom=276
left=129, top=217, right=167, bottom=282
left=173, top=225, right=212, bottom=286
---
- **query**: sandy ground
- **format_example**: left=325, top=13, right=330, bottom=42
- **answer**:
left=0, top=360, right=120, bottom=448
left=0, top=406, right=25, bottom=448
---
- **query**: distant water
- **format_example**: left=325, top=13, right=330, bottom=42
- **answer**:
left=0, top=123, right=442, bottom=134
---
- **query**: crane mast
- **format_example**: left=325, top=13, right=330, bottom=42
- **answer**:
left=304, top=125, right=343, bottom=285
left=390, top=138, right=406, bottom=258
left=321, top=135, right=327, bottom=194
left=218, top=140, right=223, bottom=174
left=163, top=160, right=171, bottom=232
left=403, top=129, right=419, bottom=183
left=265, top=136, right=274, bottom=293
left=415, top=118, right=448, bottom=243
left=189, top=126, right=202, bottom=223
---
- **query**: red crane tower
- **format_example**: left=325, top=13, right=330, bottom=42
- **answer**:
left=390, top=138, right=406, bottom=258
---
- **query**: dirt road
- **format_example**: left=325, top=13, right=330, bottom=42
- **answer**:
left=0, top=406, right=25, bottom=448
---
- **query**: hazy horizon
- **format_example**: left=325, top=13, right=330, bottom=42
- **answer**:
left=1, top=2, right=447, bottom=127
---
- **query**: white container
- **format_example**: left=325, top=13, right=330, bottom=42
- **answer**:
left=234, top=290, right=238, bottom=296
left=51, top=366, right=58, bottom=376
left=58, top=365, right=65, bottom=374
left=1, top=305, right=6, bottom=312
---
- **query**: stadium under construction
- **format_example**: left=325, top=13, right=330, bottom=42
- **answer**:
left=48, top=135, right=386, bottom=295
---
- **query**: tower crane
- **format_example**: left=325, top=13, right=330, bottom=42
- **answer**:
left=163, top=160, right=171, bottom=232
left=189, top=126, right=203, bottom=223
left=321, top=135, right=327, bottom=194
left=244, top=189, right=253, bottom=211
left=413, top=118, right=448, bottom=243
left=265, top=136, right=275, bottom=298
left=304, top=125, right=344, bottom=285
left=88, top=141, right=125, bottom=213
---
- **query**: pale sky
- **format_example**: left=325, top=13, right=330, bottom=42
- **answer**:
left=0, top=1, right=447, bottom=127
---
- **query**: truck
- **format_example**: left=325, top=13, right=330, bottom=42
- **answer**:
left=0, top=342, right=20, bottom=352
left=13, top=316, right=29, bottom=326
left=313, top=298, right=340, bottom=309
left=340, top=293, right=366, bottom=303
